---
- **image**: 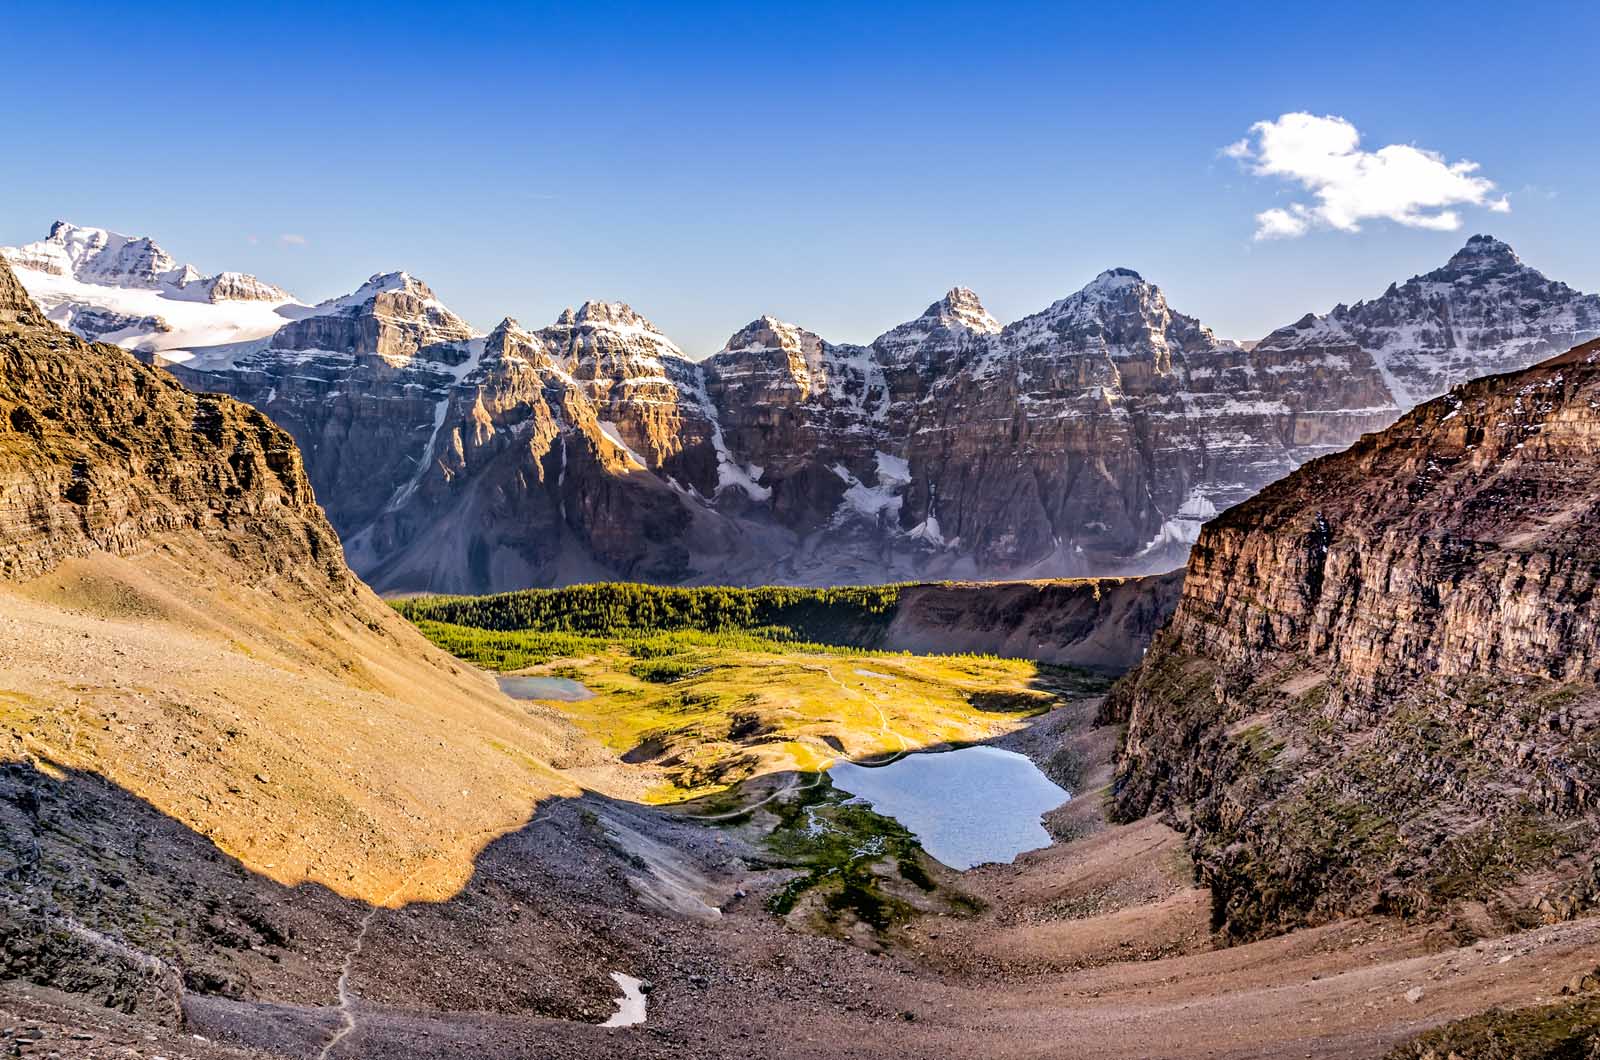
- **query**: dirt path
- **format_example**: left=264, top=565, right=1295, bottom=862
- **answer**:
left=803, top=661, right=912, bottom=766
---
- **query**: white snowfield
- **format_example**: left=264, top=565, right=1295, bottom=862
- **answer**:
left=3, top=221, right=314, bottom=360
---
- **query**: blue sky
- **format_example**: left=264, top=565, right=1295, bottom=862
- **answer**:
left=4, top=1, right=1596, bottom=355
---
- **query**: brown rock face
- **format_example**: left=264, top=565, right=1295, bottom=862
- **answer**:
left=1106, top=340, right=1600, bottom=940
left=0, top=261, right=345, bottom=586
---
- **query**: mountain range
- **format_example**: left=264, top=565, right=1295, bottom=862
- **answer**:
left=4, top=243, right=1598, bottom=1055
left=7, top=221, right=1598, bottom=592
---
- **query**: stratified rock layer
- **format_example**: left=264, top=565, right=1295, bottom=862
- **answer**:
left=1106, top=339, right=1600, bottom=940
left=0, top=262, right=344, bottom=585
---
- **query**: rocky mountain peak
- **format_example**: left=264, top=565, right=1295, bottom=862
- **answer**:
left=1275, top=237, right=1600, bottom=409
left=482, top=316, right=544, bottom=365
left=871, top=289, right=1000, bottom=369
left=485, top=314, right=538, bottom=347
left=1444, top=233, right=1521, bottom=273
left=571, top=300, right=658, bottom=333
left=1087, top=266, right=1145, bottom=290
left=274, top=271, right=474, bottom=359
left=1023, top=267, right=1181, bottom=340
left=342, top=270, right=435, bottom=304
left=722, top=315, right=823, bottom=356
left=926, top=286, right=1001, bottom=334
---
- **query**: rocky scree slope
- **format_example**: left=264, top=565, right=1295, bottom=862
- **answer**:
left=9, top=223, right=1597, bottom=590
left=1104, top=339, right=1600, bottom=942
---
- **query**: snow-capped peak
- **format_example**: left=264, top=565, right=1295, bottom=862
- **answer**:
left=1448, top=233, right=1520, bottom=267
left=343, top=271, right=425, bottom=301
left=5, top=220, right=188, bottom=291
left=1254, top=236, right=1600, bottom=411
left=1087, top=267, right=1144, bottom=291
left=1038, top=267, right=1162, bottom=322
left=721, top=315, right=823, bottom=355
left=305, top=272, right=466, bottom=324
left=924, top=287, right=1001, bottom=334
left=0, top=221, right=310, bottom=359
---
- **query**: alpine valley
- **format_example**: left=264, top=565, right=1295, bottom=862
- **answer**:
left=7, top=222, right=1597, bottom=593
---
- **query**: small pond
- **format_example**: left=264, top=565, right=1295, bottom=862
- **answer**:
left=828, top=745, right=1069, bottom=871
left=496, top=674, right=595, bottom=702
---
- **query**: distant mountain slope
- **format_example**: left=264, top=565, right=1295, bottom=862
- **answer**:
left=8, top=222, right=1596, bottom=590
left=1105, top=338, right=1600, bottom=940
left=0, top=255, right=579, bottom=910
left=1, top=221, right=306, bottom=350
left=1255, top=236, right=1600, bottom=410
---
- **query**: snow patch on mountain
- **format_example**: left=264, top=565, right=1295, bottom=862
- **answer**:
left=2, top=221, right=309, bottom=359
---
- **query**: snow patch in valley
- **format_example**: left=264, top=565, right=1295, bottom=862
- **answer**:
left=600, top=972, right=647, bottom=1028
left=831, top=451, right=913, bottom=525
left=1138, top=491, right=1220, bottom=556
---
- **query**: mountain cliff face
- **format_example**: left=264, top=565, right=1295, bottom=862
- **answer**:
left=8, top=222, right=1596, bottom=591
left=1105, top=340, right=1600, bottom=941
left=0, top=257, right=342, bottom=585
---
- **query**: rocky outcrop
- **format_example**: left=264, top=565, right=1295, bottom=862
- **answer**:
left=10, top=224, right=1597, bottom=591
left=0, top=259, right=345, bottom=585
left=1106, top=339, right=1600, bottom=940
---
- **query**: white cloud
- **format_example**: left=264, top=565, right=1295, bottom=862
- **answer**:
left=1226, top=113, right=1509, bottom=240
left=279, top=233, right=307, bottom=246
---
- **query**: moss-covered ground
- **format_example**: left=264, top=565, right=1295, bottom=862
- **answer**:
left=408, top=618, right=1096, bottom=802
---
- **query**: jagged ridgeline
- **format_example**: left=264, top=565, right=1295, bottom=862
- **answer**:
left=12, top=223, right=1598, bottom=593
